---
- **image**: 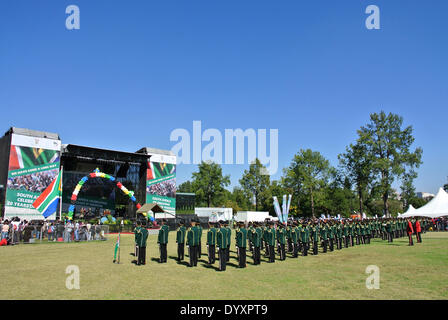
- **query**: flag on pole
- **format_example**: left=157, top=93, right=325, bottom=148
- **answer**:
left=32, top=170, right=62, bottom=219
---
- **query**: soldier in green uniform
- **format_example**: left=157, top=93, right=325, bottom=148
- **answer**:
left=291, top=222, right=299, bottom=258
left=157, top=219, right=170, bottom=263
left=186, top=220, right=199, bottom=267
left=197, top=221, right=203, bottom=259
left=277, top=223, right=287, bottom=260
left=320, top=222, right=328, bottom=253
left=342, top=221, right=349, bottom=248
left=311, top=221, right=319, bottom=255
left=301, top=222, right=310, bottom=256
left=134, top=222, right=141, bottom=259
left=135, top=221, right=148, bottom=265
left=297, top=220, right=303, bottom=253
left=176, top=220, right=186, bottom=261
left=217, top=221, right=229, bottom=271
left=263, top=222, right=269, bottom=257
left=266, top=222, right=276, bottom=262
left=251, top=223, right=262, bottom=265
left=235, top=222, right=248, bottom=267
left=286, top=222, right=293, bottom=253
left=247, top=222, right=254, bottom=253
left=206, top=222, right=217, bottom=264
left=386, top=219, right=393, bottom=242
left=337, top=221, right=343, bottom=249
left=328, top=221, right=335, bottom=251
left=225, top=221, right=231, bottom=262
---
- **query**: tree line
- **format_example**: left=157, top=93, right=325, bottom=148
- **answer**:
left=178, top=111, right=427, bottom=218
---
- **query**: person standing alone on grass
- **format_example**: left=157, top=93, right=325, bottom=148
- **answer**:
left=157, top=219, right=169, bottom=263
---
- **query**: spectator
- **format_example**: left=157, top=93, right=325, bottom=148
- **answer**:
left=1, top=221, right=9, bottom=240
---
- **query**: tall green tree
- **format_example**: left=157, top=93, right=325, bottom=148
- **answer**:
left=357, top=111, right=423, bottom=217
left=239, top=159, right=271, bottom=211
left=191, top=161, right=230, bottom=207
left=338, top=142, right=374, bottom=214
left=177, top=180, right=193, bottom=193
left=283, top=149, right=333, bottom=217
left=400, top=171, right=417, bottom=211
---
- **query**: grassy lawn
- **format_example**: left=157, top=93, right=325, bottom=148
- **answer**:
left=0, top=231, right=447, bottom=300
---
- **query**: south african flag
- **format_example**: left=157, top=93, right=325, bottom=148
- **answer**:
left=9, top=145, right=59, bottom=170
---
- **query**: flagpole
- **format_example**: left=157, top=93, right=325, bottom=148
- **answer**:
left=59, top=165, right=63, bottom=221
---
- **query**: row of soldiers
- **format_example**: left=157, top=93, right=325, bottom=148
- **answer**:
left=134, top=217, right=428, bottom=270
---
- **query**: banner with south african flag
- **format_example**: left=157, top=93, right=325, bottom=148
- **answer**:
left=4, top=134, right=61, bottom=220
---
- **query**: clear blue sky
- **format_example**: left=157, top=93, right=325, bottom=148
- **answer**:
left=0, top=0, right=447, bottom=194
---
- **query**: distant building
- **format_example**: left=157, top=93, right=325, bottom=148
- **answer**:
left=417, top=192, right=435, bottom=200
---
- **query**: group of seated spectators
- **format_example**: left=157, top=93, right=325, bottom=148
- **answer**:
left=0, top=217, right=108, bottom=245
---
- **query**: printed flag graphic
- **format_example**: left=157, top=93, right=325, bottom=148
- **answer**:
left=9, top=146, right=59, bottom=170
left=32, top=170, right=62, bottom=218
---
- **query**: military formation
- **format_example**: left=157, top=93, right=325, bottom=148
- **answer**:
left=133, top=217, right=430, bottom=270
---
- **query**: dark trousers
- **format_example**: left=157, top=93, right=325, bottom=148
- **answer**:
left=177, top=243, right=184, bottom=261
left=189, top=245, right=198, bottom=267
left=218, top=248, right=227, bottom=271
left=198, top=241, right=202, bottom=258
left=388, top=232, right=393, bottom=242
left=337, top=238, right=342, bottom=249
left=322, top=239, right=327, bottom=253
left=137, top=246, right=146, bottom=265
left=344, top=236, right=349, bottom=248
left=253, top=246, right=261, bottom=264
left=408, top=234, right=414, bottom=246
left=416, top=232, right=422, bottom=243
left=350, top=236, right=354, bottom=246
left=268, top=244, right=275, bottom=262
left=303, top=242, right=308, bottom=256
left=208, top=244, right=216, bottom=264
left=329, top=239, right=334, bottom=251
left=279, top=243, right=286, bottom=260
left=159, top=243, right=167, bottom=263
left=226, top=247, right=230, bottom=262
left=238, top=247, right=246, bottom=267
left=292, top=242, right=299, bottom=258
left=287, top=239, right=293, bottom=253
left=313, top=241, right=318, bottom=255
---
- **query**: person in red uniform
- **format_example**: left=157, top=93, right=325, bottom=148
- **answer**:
left=406, top=219, right=414, bottom=246
left=415, top=218, right=422, bottom=243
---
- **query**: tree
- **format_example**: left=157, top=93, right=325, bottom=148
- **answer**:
left=191, top=161, right=230, bottom=207
left=338, top=142, right=374, bottom=214
left=400, top=171, right=417, bottom=211
left=239, top=159, right=271, bottom=211
left=283, top=149, right=333, bottom=217
left=177, top=180, right=193, bottom=193
left=357, top=111, right=423, bottom=217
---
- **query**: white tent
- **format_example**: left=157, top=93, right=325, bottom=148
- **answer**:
left=235, top=211, right=270, bottom=222
left=400, top=204, right=417, bottom=218
left=401, top=188, right=448, bottom=218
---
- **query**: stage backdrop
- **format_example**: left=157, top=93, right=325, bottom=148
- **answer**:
left=4, top=134, right=61, bottom=220
left=146, top=153, right=176, bottom=215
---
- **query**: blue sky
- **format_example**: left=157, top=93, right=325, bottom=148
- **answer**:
left=0, top=0, right=447, bottom=194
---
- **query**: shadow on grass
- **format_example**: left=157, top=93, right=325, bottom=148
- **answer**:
left=201, top=263, right=220, bottom=271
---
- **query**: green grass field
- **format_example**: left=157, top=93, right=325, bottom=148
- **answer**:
left=0, top=231, right=447, bottom=300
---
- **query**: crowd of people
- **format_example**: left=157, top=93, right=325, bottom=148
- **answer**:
left=133, top=216, right=446, bottom=271
left=0, top=217, right=108, bottom=245
left=147, top=179, right=176, bottom=198
left=7, top=170, right=58, bottom=193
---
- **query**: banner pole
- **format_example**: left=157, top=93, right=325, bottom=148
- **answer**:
left=59, top=165, right=63, bottom=221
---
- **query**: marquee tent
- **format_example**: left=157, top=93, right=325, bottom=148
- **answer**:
left=401, top=188, right=448, bottom=218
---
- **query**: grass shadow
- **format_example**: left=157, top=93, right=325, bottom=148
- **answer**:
left=201, top=263, right=220, bottom=271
